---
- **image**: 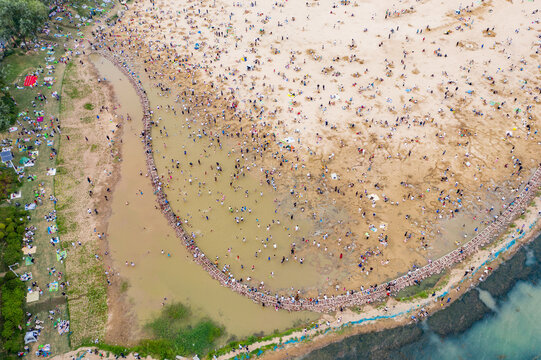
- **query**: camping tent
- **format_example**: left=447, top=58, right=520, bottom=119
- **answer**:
left=24, top=331, right=38, bottom=344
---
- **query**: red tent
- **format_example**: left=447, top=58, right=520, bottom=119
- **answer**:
left=24, top=76, right=37, bottom=86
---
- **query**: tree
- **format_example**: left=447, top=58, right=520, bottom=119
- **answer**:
left=0, top=0, right=48, bottom=48
left=0, top=91, right=17, bottom=131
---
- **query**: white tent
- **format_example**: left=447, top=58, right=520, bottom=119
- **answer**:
left=24, top=331, right=38, bottom=344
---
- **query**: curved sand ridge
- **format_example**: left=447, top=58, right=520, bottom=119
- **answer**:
left=98, top=49, right=540, bottom=312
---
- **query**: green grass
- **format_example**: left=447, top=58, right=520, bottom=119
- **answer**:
left=83, top=103, right=94, bottom=110
left=0, top=0, right=115, bottom=356
left=66, top=87, right=82, bottom=99
left=83, top=302, right=224, bottom=359
left=1, top=49, right=44, bottom=83
left=0, top=33, right=73, bottom=356
left=119, top=280, right=130, bottom=293
left=143, top=303, right=223, bottom=358
left=396, top=271, right=448, bottom=301
left=56, top=213, right=77, bottom=235
left=63, top=62, right=90, bottom=100
left=206, top=322, right=314, bottom=359
left=66, top=241, right=107, bottom=347
left=56, top=167, right=68, bottom=175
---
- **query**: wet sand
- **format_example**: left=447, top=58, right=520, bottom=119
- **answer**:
left=91, top=54, right=318, bottom=339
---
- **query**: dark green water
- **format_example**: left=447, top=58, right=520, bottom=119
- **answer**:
left=302, top=233, right=541, bottom=360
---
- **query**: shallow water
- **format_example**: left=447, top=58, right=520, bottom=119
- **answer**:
left=148, top=91, right=332, bottom=293
left=90, top=54, right=318, bottom=339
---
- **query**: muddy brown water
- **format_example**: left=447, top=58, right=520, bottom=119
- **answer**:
left=89, top=55, right=318, bottom=339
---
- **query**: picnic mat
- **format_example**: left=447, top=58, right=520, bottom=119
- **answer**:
left=49, top=281, right=59, bottom=292
left=56, top=250, right=67, bottom=261
left=26, top=291, right=39, bottom=303
left=22, top=246, right=37, bottom=255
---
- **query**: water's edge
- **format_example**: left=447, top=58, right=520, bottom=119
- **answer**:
left=302, top=232, right=541, bottom=360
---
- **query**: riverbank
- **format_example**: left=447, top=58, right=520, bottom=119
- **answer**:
left=0, top=1, right=119, bottom=356
left=55, top=51, right=127, bottom=346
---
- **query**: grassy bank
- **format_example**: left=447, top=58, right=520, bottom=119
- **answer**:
left=83, top=303, right=225, bottom=359
left=0, top=0, right=115, bottom=356
left=54, top=49, right=110, bottom=347
left=0, top=39, right=72, bottom=356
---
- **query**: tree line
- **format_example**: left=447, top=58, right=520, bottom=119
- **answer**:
left=0, top=207, right=29, bottom=356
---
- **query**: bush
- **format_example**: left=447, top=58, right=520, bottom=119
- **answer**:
left=0, top=169, right=19, bottom=201
left=143, top=303, right=223, bottom=358
left=1, top=271, right=26, bottom=353
left=0, top=91, right=17, bottom=131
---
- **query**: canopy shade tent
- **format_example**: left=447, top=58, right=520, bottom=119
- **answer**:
left=24, top=75, right=37, bottom=86
left=0, top=150, right=13, bottom=163
left=19, top=157, right=30, bottom=164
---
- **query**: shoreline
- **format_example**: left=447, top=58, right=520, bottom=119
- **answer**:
left=257, top=224, right=541, bottom=360
left=49, top=206, right=540, bottom=360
